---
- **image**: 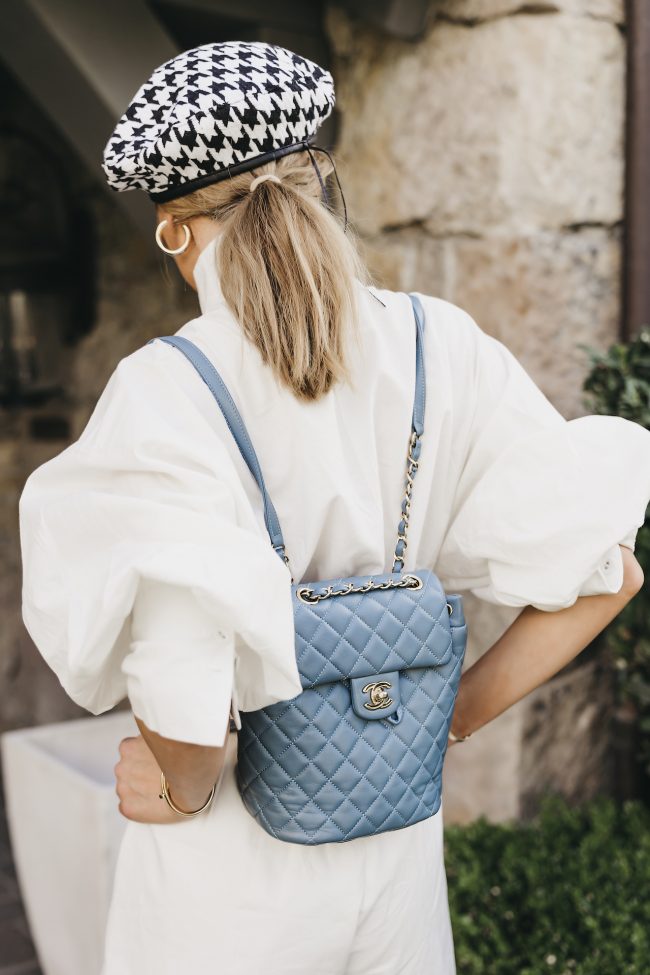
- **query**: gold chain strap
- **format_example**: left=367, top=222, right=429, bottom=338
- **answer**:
left=296, top=572, right=423, bottom=605
left=391, top=429, right=421, bottom=573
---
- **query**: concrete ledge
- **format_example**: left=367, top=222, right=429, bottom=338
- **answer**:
left=1, top=712, right=137, bottom=975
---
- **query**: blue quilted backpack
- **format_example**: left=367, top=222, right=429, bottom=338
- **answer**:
left=149, top=292, right=468, bottom=844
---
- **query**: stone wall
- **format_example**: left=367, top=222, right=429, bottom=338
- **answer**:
left=327, top=0, right=624, bottom=418
left=326, top=0, right=625, bottom=821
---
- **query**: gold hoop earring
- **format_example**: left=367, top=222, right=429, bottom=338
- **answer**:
left=155, top=219, right=191, bottom=255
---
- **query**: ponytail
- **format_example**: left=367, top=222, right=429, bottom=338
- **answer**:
left=162, top=151, right=369, bottom=401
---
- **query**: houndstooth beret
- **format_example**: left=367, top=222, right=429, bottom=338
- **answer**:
left=102, top=41, right=335, bottom=203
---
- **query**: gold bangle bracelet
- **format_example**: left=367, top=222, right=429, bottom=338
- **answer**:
left=159, top=771, right=217, bottom=817
left=448, top=728, right=473, bottom=743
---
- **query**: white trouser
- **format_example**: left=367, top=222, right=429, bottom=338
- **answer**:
left=102, top=733, right=457, bottom=975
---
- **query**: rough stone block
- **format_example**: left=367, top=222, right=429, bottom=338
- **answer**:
left=328, top=10, right=624, bottom=236
left=519, top=657, right=616, bottom=818
left=434, top=0, right=624, bottom=24
left=360, top=227, right=448, bottom=296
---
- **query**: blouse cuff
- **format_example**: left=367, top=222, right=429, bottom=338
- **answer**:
left=575, top=542, right=624, bottom=598
left=123, top=634, right=234, bottom=747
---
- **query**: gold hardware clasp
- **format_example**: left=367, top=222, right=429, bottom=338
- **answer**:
left=362, top=681, right=393, bottom=711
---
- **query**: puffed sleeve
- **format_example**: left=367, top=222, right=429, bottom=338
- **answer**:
left=434, top=303, right=650, bottom=611
left=18, top=343, right=301, bottom=746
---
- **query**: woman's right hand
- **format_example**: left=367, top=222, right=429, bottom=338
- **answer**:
left=115, top=734, right=192, bottom=825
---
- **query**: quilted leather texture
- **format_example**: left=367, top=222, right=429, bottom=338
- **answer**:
left=236, top=576, right=468, bottom=845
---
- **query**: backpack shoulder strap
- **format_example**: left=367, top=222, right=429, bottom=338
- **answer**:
left=146, top=333, right=290, bottom=573
left=391, top=293, right=426, bottom=572
left=409, top=293, right=426, bottom=437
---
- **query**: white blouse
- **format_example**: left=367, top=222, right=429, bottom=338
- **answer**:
left=18, top=236, right=650, bottom=748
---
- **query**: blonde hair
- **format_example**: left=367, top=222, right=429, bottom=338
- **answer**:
left=163, top=150, right=369, bottom=401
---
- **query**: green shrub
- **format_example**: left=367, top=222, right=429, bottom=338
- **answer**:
left=580, top=328, right=650, bottom=777
left=445, top=794, right=650, bottom=975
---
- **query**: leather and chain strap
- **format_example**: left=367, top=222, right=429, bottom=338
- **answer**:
left=391, top=429, right=422, bottom=573
left=149, top=293, right=427, bottom=583
left=392, top=292, right=426, bottom=573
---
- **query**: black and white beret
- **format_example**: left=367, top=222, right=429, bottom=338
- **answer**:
left=102, top=41, right=335, bottom=203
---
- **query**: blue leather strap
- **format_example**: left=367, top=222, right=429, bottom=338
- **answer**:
left=146, top=333, right=288, bottom=565
left=147, top=292, right=426, bottom=570
left=410, top=293, right=426, bottom=438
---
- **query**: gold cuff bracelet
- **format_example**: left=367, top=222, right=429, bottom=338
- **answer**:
left=159, top=771, right=217, bottom=817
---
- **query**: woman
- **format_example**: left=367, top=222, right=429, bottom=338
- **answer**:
left=18, top=40, right=650, bottom=975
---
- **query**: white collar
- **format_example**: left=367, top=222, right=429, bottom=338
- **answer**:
left=193, top=235, right=228, bottom=316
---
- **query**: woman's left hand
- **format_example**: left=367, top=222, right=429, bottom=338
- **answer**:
left=114, top=734, right=183, bottom=824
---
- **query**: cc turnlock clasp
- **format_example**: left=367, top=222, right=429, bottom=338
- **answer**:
left=362, top=681, right=393, bottom=711
left=350, top=671, right=401, bottom=721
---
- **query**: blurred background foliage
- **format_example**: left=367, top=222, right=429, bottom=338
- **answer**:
left=445, top=793, right=650, bottom=975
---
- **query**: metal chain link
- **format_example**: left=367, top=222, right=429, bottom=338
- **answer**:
left=296, top=573, right=423, bottom=605
left=391, top=429, right=421, bottom=573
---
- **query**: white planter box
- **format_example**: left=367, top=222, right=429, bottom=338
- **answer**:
left=1, top=711, right=138, bottom=975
